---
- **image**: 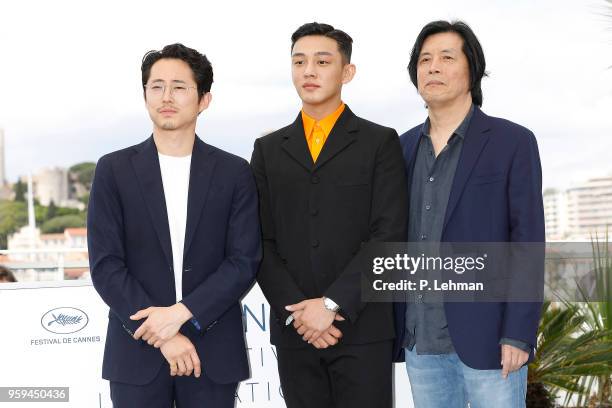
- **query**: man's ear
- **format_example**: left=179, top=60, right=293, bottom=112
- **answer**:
left=342, top=63, right=356, bottom=85
left=198, top=92, right=212, bottom=114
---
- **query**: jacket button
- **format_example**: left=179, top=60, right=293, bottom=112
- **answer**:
left=311, top=176, right=320, bottom=184
left=311, top=239, right=320, bottom=248
left=310, top=208, right=319, bottom=216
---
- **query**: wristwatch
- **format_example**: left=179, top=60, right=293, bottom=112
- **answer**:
left=323, top=297, right=340, bottom=313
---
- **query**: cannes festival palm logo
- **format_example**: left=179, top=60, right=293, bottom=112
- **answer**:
left=41, top=307, right=89, bottom=334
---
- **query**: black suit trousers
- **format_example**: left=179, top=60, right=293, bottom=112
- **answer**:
left=276, top=340, right=393, bottom=408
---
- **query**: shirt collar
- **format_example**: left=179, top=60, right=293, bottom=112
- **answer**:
left=421, top=104, right=474, bottom=140
left=302, top=103, right=346, bottom=139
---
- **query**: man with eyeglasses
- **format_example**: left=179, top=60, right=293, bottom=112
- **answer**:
left=87, top=43, right=261, bottom=408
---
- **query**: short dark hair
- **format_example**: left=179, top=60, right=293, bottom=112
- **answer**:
left=0, top=266, right=17, bottom=283
left=408, top=20, right=487, bottom=106
left=141, top=43, right=213, bottom=100
left=291, top=22, right=353, bottom=63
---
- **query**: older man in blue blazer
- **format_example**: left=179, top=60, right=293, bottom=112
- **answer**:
left=393, top=21, right=544, bottom=408
left=87, top=44, right=261, bottom=408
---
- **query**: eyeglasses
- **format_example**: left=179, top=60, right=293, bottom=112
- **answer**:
left=145, top=83, right=198, bottom=99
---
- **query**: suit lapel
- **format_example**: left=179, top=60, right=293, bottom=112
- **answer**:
left=313, top=107, right=358, bottom=171
left=443, top=107, right=491, bottom=231
left=131, top=136, right=173, bottom=266
left=404, top=131, right=422, bottom=216
left=281, top=114, right=314, bottom=172
left=280, top=106, right=359, bottom=173
left=404, top=132, right=421, bottom=195
left=183, top=137, right=216, bottom=256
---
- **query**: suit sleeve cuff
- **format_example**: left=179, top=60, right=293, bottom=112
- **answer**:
left=499, top=337, right=532, bottom=353
left=190, top=318, right=203, bottom=331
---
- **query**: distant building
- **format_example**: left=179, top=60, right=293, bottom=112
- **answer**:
left=4, top=179, right=88, bottom=280
left=544, top=188, right=568, bottom=240
left=64, top=227, right=87, bottom=248
left=8, top=227, right=87, bottom=259
left=0, top=183, right=13, bottom=200
left=19, top=167, right=85, bottom=210
left=7, top=226, right=89, bottom=280
left=544, top=176, right=612, bottom=240
left=7, top=225, right=41, bottom=261
left=31, top=167, right=69, bottom=206
left=0, top=128, right=5, bottom=186
left=0, top=129, right=14, bottom=199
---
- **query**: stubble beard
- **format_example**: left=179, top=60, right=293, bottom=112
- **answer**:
left=160, top=120, right=177, bottom=131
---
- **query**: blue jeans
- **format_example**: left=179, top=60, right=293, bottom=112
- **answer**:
left=404, top=347, right=527, bottom=408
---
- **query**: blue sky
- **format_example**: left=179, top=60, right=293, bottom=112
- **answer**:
left=0, top=0, right=611, bottom=189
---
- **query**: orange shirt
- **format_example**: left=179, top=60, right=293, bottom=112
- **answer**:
left=301, top=103, right=345, bottom=162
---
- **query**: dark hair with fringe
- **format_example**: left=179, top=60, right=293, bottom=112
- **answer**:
left=141, top=43, right=213, bottom=101
left=408, top=20, right=487, bottom=106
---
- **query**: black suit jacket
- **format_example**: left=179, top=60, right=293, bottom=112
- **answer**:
left=251, top=106, right=407, bottom=348
left=87, top=136, right=261, bottom=385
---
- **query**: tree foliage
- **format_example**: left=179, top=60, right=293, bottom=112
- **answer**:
left=69, top=162, right=96, bottom=189
left=40, top=214, right=86, bottom=234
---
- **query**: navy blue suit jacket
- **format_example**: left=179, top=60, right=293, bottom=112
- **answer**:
left=87, top=136, right=261, bottom=385
left=393, top=107, right=545, bottom=369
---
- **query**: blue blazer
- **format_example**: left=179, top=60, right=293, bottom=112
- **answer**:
left=87, top=136, right=261, bottom=385
left=393, top=107, right=545, bottom=369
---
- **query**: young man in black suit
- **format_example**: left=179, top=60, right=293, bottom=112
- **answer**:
left=251, top=23, right=407, bottom=408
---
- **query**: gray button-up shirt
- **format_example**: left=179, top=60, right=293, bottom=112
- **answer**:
left=403, top=105, right=473, bottom=354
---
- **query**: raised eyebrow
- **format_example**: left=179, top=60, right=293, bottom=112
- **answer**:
left=291, top=52, right=306, bottom=58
